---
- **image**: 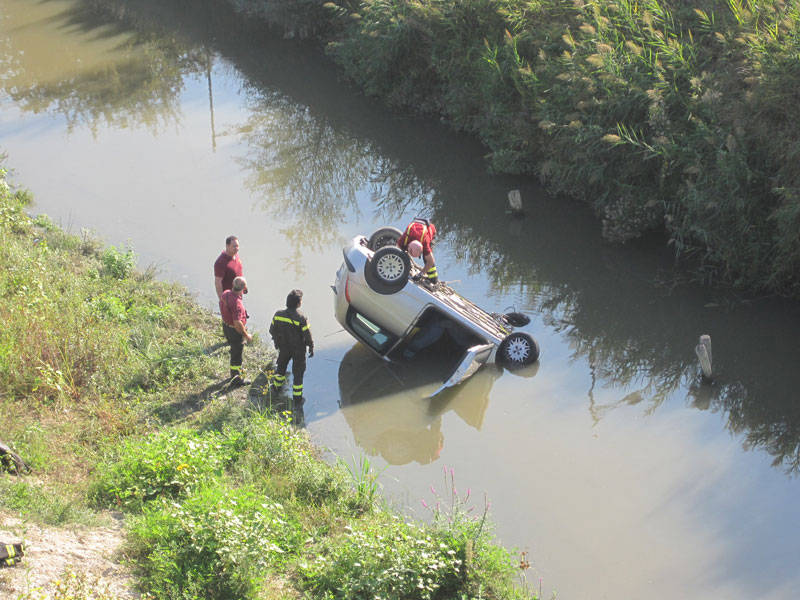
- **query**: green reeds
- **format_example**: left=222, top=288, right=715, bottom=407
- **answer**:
left=235, top=0, right=800, bottom=296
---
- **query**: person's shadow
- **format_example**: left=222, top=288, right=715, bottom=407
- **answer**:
left=150, top=378, right=233, bottom=423
left=247, top=370, right=306, bottom=427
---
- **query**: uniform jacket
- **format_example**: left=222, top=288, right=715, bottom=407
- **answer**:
left=398, top=218, right=436, bottom=256
left=269, top=308, right=313, bottom=355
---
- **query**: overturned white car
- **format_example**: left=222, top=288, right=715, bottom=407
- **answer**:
left=331, top=228, right=539, bottom=392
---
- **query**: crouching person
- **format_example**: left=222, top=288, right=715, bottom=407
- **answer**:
left=269, top=289, right=314, bottom=404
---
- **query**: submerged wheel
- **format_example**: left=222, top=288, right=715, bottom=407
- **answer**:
left=498, top=332, right=539, bottom=368
left=365, top=246, right=410, bottom=294
left=367, top=227, right=403, bottom=251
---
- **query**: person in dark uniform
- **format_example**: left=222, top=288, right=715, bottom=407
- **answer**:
left=269, top=289, right=314, bottom=404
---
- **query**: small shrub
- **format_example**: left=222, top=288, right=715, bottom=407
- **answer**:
left=101, top=245, right=137, bottom=279
left=301, top=514, right=468, bottom=600
left=291, top=458, right=349, bottom=506
left=128, top=485, right=304, bottom=600
left=89, top=428, right=244, bottom=511
left=236, top=411, right=314, bottom=474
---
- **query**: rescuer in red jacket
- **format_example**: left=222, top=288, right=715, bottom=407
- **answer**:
left=397, top=217, right=438, bottom=284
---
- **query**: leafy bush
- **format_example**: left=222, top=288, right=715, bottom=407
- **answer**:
left=235, top=411, right=314, bottom=474
left=101, top=245, right=137, bottom=279
left=90, top=428, right=244, bottom=510
left=127, top=485, right=304, bottom=600
left=302, top=468, right=523, bottom=600
left=302, top=513, right=504, bottom=600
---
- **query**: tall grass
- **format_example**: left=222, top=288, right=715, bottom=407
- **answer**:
left=0, top=167, right=223, bottom=406
left=231, top=0, right=800, bottom=297
left=0, top=166, right=230, bottom=504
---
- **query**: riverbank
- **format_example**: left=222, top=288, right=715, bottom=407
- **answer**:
left=227, top=0, right=800, bottom=299
left=0, top=169, right=535, bottom=599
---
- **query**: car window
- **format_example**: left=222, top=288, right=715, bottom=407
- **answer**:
left=346, top=308, right=398, bottom=355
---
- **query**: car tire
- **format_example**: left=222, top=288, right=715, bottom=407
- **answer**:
left=367, top=227, right=403, bottom=251
left=503, top=311, right=530, bottom=327
left=498, top=332, right=539, bottom=367
left=365, top=246, right=410, bottom=295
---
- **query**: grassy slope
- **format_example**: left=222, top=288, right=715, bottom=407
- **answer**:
left=231, top=0, right=800, bottom=297
left=0, top=168, right=534, bottom=599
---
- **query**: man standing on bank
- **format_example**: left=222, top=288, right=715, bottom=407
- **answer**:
left=214, top=235, right=243, bottom=299
left=220, top=276, right=252, bottom=386
left=397, top=217, right=438, bottom=284
left=269, top=289, right=314, bottom=404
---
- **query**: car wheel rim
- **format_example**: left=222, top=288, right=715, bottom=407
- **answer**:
left=506, top=338, right=530, bottom=362
left=376, top=254, right=405, bottom=281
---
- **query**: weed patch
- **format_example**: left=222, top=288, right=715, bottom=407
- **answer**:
left=90, top=428, right=244, bottom=511
left=127, top=485, right=304, bottom=599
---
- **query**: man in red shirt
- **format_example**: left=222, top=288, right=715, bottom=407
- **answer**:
left=219, top=276, right=252, bottom=386
left=214, top=235, right=243, bottom=300
left=397, top=217, right=438, bottom=283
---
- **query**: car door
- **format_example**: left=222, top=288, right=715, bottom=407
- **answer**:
left=429, top=343, right=494, bottom=397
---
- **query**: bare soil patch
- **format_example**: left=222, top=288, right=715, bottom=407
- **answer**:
left=0, top=511, right=138, bottom=598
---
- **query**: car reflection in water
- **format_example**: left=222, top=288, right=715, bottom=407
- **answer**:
left=338, top=343, right=538, bottom=465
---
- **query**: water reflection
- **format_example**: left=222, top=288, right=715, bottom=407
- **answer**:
left=0, top=0, right=201, bottom=134
left=337, top=344, right=509, bottom=465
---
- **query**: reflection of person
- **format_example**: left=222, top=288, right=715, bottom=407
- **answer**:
left=219, top=276, right=252, bottom=386
left=214, top=235, right=243, bottom=299
left=269, top=289, right=314, bottom=404
left=397, top=217, right=438, bottom=283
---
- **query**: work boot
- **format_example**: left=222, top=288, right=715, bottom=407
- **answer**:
left=229, top=375, right=249, bottom=388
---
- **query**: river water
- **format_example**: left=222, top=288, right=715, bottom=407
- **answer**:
left=1, top=1, right=799, bottom=598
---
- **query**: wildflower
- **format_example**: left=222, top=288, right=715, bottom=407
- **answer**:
left=176, top=463, right=189, bottom=471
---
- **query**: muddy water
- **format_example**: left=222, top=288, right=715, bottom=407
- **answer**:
left=2, top=1, right=799, bottom=598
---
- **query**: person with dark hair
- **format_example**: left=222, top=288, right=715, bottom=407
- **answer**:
left=269, top=289, right=314, bottom=404
left=219, top=276, right=252, bottom=386
left=397, top=217, right=438, bottom=283
left=214, top=235, right=243, bottom=299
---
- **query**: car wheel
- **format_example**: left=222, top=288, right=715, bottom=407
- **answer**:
left=365, top=246, right=410, bottom=294
left=498, top=332, right=539, bottom=367
left=367, top=226, right=403, bottom=251
left=503, top=311, right=530, bottom=327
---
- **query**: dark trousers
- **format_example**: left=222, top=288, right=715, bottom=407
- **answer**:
left=275, top=348, right=306, bottom=398
left=223, top=323, right=244, bottom=376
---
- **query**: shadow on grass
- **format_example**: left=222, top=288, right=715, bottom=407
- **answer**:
left=150, top=343, right=281, bottom=424
left=247, top=370, right=305, bottom=427
left=150, top=378, right=233, bottom=423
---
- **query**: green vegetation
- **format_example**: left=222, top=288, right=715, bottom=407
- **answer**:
left=231, top=0, right=800, bottom=297
left=1, top=167, right=536, bottom=598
